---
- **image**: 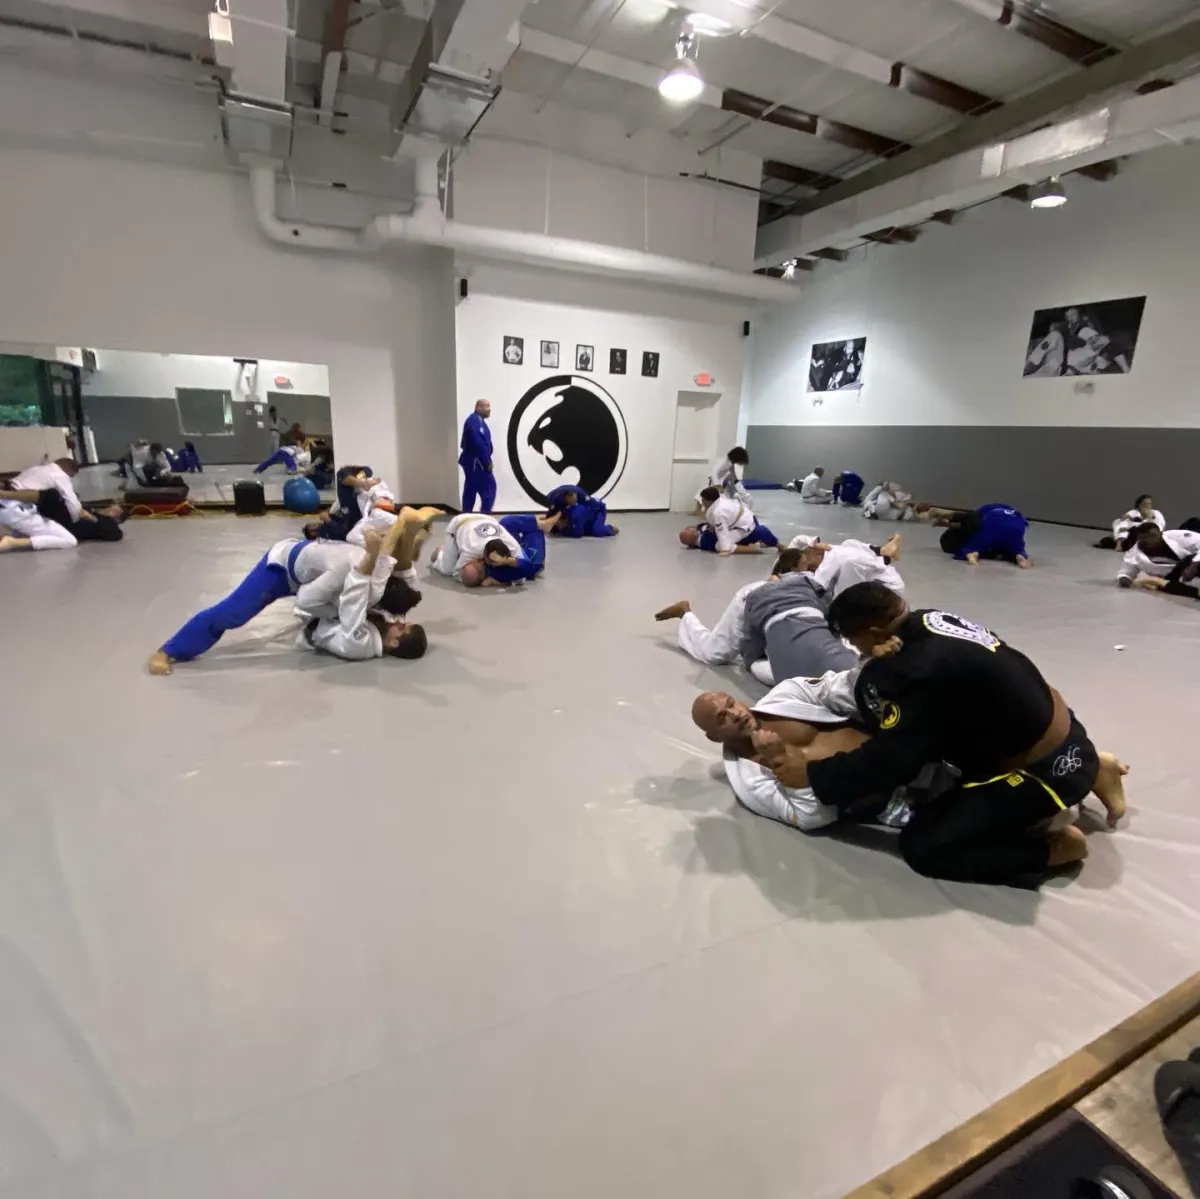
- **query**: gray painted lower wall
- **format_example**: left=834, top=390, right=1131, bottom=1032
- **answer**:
left=745, top=425, right=1200, bottom=529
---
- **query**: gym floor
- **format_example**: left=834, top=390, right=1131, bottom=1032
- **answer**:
left=2, top=493, right=1197, bottom=1199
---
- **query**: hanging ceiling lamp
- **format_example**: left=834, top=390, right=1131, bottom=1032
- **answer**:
left=1029, top=177, right=1067, bottom=209
left=659, top=29, right=705, bottom=104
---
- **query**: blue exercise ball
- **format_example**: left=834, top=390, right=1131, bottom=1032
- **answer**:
left=283, top=476, right=321, bottom=514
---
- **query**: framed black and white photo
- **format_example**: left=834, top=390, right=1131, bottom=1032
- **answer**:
left=609, top=348, right=627, bottom=375
left=641, top=350, right=659, bottom=378
left=1023, top=295, right=1147, bottom=377
left=807, top=337, right=865, bottom=392
left=576, top=344, right=594, bottom=372
left=540, top=340, right=559, bottom=369
left=503, top=335, right=524, bottom=366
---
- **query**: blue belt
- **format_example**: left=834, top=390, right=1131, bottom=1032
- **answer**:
left=286, top=539, right=307, bottom=586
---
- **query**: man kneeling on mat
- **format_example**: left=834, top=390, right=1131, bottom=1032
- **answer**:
left=149, top=507, right=437, bottom=672
left=431, top=512, right=558, bottom=587
left=748, top=582, right=1129, bottom=886
left=544, top=485, right=618, bottom=538
left=680, top=487, right=779, bottom=556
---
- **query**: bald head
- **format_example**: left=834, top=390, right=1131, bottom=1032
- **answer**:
left=475, top=399, right=491, bottom=419
left=460, top=559, right=487, bottom=588
left=54, top=457, right=80, bottom=477
left=691, top=691, right=756, bottom=743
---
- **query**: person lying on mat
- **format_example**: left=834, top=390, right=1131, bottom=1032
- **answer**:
left=149, top=507, right=438, bottom=673
left=1116, top=524, right=1200, bottom=591
left=430, top=512, right=558, bottom=587
left=0, top=479, right=124, bottom=543
left=861, top=481, right=917, bottom=521
left=679, top=487, right=779, bottom=555
left=745, top=581, right=1129, bottom=886
left=691, top=674, right=916, bottom=834
left=785, top=532, right=905, bottom=599
left=544, top=485, right=618, bottom=538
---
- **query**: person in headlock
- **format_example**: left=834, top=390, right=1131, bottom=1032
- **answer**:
left=544, top=484, right=618, bottom=538
left=750, top=582, right=1130, bottom=887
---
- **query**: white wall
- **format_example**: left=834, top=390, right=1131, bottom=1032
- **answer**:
left=456, top=275, right=747, bottom=510
left=0, top=143, right=456, bottom=500
left=82, top=353, right=329, bottom=401
left=748, top=143, right=1200, bottom=432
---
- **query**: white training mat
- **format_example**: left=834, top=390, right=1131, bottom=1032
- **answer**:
left=1, top=493, right=1197, bottom=1199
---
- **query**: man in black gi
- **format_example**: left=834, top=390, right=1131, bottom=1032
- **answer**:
left=751, top=582, right=1129, bottom=886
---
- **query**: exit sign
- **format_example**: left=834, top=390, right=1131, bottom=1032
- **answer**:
left=694, top=373, right=714, bottom=386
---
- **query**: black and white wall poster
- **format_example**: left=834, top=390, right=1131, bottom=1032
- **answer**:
left=503, top=335, right=524, bottom=365
left=540, top=340, right=559, bottom=369
left=609, top=348, right=627, bottom=375
left=807, top=337, right=865, bottom=392
left=575, top=344, right=594, bottom=372
left=1023, top=296, right=1147, bottom=377
left=641, top=350, right=659, bottom=378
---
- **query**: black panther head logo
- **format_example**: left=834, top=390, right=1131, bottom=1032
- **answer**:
left=507, top=375, right=628, bottom=506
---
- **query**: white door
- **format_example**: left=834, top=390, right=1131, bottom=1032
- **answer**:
left=669, top=390, right=720, bottom=512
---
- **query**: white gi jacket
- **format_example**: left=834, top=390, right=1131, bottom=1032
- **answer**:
left=704, top=496, right=755, bottom=554
left=1118, top=529, right=1200, bottom=582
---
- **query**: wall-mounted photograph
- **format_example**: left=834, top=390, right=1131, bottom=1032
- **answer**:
left=641, top=350, right=659, bottom=378
left=609, top=348, right=627, bottom=375
left=540, top=340, right=559, bottom=369
left=807, top=338, right=865, bottom=392
left=576, top=344, right=594, bottom=372
left=1023, top=296, right=1147, bottom=377
left=503, top=335, right=524, bottom=366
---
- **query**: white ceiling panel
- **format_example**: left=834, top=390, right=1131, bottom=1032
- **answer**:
left=906, top=23, right=1071, bottom=100
left=778, top=0, right=977, bottom=63
left=716, top=121, right=864, bottom=170
left=1044, top=0, right=1200, bottom=43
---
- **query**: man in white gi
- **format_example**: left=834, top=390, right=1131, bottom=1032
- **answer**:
left=861, top=481, right=917, bottom=521
left=796, top=466, right=833, bottom=504
left=431, top=512, right=558, bottom=587
left=696, top=446, right=752, bottom=511
left=679, top=487, right=779, bottom=555
left=1117, top=525, right=1200, bottom=591
left=788, top=532, right=905, bottom=598
left=148, top=507, right=437, bottom=672
left=0, top=498, right=77, bottom=551
left=4, top=458, right=125, bottom=542
left=690, top=672, right=914, bottom=833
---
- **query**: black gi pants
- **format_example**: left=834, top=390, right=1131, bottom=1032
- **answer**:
left=898, top=714, right=1098, bottom=885
left=36, top=489, right=123, bottom=542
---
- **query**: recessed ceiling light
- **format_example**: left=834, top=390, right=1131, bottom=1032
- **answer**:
left=1029, top=177, right=1067, bottom=208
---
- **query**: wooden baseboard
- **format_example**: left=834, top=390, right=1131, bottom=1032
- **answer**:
left=844, top=970, right=1200, bottom=1199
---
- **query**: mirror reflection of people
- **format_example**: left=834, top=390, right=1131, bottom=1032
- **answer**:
left=459, top=398, right=495, bottom=513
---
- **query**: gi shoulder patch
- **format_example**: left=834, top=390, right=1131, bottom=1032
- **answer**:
left=880, top=700, right=901, bottom=729
left=922, top=611, right=1000, bottom=651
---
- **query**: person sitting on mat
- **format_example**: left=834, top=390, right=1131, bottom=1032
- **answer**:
left=544, top=484, right=618, bottom=538
left=747, top=581, right=1129, bottom=886
left=679, top=487, right=779, bottom=556
left=149, top=506, right=438, bottom=673
left=1094, top=493, right=1164, bottom=550
left=831, top=470, right=864, bottom=507
left=787, top=465, right=833, bottom=504
left=938, top=502, right=1031, bottom=568
left=167, top=441, right=203, bottom=474
left=430, top=512, right=557, bottom=587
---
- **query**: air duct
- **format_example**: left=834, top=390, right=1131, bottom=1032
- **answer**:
left=248, top=160, right=799, bottom=303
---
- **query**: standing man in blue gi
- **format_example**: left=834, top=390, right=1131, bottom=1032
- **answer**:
left=459, top=398, right=495, bottom=513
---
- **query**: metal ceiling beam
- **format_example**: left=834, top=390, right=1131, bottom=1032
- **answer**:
left=772, top=16, right=1200, bottom=220
left=942, top=0, right=1116, bottom=65
left=812, top=247, right=848, bottom=261
left=865, top=226, right=920, bottom=243
left=762, top=159, right=842, bottom=189
left=721, top=88, right=909, bottom=157
left=1075, top=159, right=1120, bottom=182
left=888, top=62, right=999, bottom=115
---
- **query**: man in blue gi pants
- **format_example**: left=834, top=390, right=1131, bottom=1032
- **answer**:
left=544, top=485, right=618, bottom=538
left=459, top=399, right=495, bottom=513
left=940, top=503, right=1031, bottom=568
left=832, top=470, right=864, bottom=507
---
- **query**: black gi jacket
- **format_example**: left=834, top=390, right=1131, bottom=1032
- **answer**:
left=807, top=610, right=1055, bottom=810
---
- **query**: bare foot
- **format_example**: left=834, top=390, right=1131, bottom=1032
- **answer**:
left=1091, top=752, right=1129, bottom=827
left=610, top=526, right=620, bottom=535
left=1132, top=575, right=1166, bottom=591
left=880, top=532, right=901, bottom=561
left=148, top=649, right=173, bottom=676
left=1046, top=823, right=1089, bottom=867
left=0, top=535, right=26, bottom=553
left=965, top=552, right=979, bottom=566
left=655, top=601, right=691, bottom=621
left=1017, top=555, right=1032, bottom=569
left=537, top=514, right=560, bottom=534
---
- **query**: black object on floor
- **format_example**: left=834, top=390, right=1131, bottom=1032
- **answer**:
left=941, top=1110, right=1181, bottom=1199
left=233, top=480, right=266, bottom=516
left=1156, top=1047, right=1200, bottom=1197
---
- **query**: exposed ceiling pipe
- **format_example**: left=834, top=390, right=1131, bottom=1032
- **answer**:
left=317, top=0, right=353, bottom=129
left=247, top=159, right=798, bottom=302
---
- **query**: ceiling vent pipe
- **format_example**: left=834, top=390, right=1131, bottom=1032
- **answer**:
left=248, top=159, right=798, bottom=303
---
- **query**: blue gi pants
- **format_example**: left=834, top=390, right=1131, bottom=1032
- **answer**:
left=161, top=546, right=303, bottom=660
left=695, top=518, right=779, bottom=553
left=558, top=498, right=615, bottom=537
left=255, top=448, right=298, bottom=473
left=462, top=467, right=496, bottom=514
left=486, top=514, right=546, bottom=583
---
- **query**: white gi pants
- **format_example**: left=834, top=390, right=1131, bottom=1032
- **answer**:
left=430, top=525, right=462, bottom=577
left=676, top=581, right=765, bottom=665
left=0, top=501, right=77, bottom=550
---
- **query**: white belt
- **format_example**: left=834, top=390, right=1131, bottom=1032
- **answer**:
left=763, top=605, right=823, bottom=634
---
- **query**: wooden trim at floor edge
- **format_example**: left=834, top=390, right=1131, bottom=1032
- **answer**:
left=843, top=969, right=1200, bottom=1199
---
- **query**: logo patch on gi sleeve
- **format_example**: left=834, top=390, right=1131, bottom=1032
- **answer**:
left=880, top=701, right=901, bottom=729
